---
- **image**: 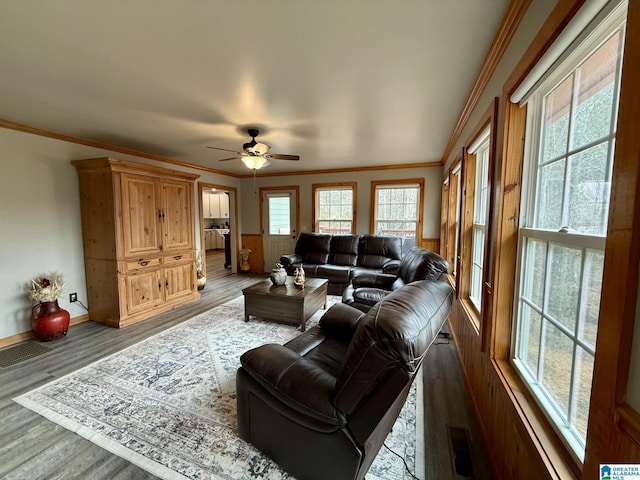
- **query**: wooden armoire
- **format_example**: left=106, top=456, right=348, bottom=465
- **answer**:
left=72, top=157, right=200, bottom=328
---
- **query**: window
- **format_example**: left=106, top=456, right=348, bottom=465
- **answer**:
left=441, top=161, right=462, bottom=280
left=449, top=163, right=462, bottom=277
left=460, top=124, right=497, bottom=316
left=513, top=6, right=626, bottom=461
left=268, top=196, right=291, bottom=235
left=312, top=183, right=356, bottom=234
left=371, top=179, right=424, bottom=252
left=466, top=128, right=491, bottom=312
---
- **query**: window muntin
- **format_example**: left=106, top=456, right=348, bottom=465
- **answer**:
left=313, top=184, right=355, bottom=234
left=513, top=12, right=625, bottom=461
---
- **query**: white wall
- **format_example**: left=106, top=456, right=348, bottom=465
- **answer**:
left=239, top=166, right=444, bottom=238
left=0, top=128, right=239, bottom=341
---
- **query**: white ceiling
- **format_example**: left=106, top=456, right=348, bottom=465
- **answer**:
left=0, top=0, right=508, bottom=176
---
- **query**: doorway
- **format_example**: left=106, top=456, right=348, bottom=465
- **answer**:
left=260, top=186, right=299, bottom=272
left=198, top=182, right=239, bottom=282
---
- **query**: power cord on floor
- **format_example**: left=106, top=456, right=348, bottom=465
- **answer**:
left=383, top=442, right=420, bottom=480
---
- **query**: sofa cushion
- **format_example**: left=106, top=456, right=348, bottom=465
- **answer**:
left=328, top=235, right=360, bottom=267
left=357, top=235, right=402, bottom=269
left=317, top=264, right=352, bottom=284
left=295, top=232, right=331, bottom=264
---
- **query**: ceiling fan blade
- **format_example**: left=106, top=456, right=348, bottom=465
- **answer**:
left=217, top=156, right=239, bottom=162
left=267, top=153, right=300, bottom=161
left=206, top=146, right=243, bottom=155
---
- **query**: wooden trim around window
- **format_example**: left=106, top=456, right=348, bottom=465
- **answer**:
left=311, top=182, right=357, bottom=234
left=369, top=178, right=425, bottom=239
left=459, top=98, right=499, bottom=340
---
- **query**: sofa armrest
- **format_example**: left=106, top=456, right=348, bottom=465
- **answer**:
left=240, top=344, right=345, bottom=426
left=382, top=259, right=401, bottom=274
left=279, top=254, right=302, bottom=266
left=319, top=303, right=365, bottom=343
left=352, top=272, right=396, bottom=290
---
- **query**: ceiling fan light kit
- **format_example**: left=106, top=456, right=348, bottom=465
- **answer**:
left=241, top=155, right=270, bottom=170
left=207, top=128, right=299, bottom=171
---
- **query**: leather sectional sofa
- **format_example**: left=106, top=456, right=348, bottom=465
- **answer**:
left=343, top=246, right=449, bottom=312
left=279, top=233, right=403, bottom=295
left=236, top=279, right=454, bottom=480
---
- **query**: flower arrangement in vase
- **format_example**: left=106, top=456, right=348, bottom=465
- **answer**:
left=27, top=272, right=70, bottom=342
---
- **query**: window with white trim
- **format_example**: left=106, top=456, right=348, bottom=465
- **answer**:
left=467, top=129, right=490, bottom=311
left=513, top=3, right=626, bottom=461
left=313, top=184, right=356, bottom=234
left=373, top=183, right=420, bottom=247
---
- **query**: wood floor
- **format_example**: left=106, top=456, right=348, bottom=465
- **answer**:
left=0, top=273, right=490, bottom=480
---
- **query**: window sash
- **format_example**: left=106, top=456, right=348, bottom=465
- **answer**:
left=512, top=6, right=626, bottom=462
left=374, top=185, right=420, bottom=239
left=314, top=186, right=355, bottom=234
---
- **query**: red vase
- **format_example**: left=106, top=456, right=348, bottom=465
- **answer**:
left=32, top=300, right=70, bottom=342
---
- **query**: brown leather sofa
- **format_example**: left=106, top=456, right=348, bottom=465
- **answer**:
left=279, top=233, right=403, bottom=295
left=236, top=279, right=453, bottom=480
left=343, top=246, right=449, bottom=312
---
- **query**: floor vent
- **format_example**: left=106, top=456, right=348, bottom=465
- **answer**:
left=0, top=341, right=54, bottom=368
left=448, top=425, right=475, bottom=478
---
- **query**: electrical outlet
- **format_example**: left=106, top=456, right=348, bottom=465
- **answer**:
left=69, top=292, right=78, bottom=303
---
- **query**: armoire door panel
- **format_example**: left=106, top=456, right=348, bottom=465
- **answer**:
left=164, top=263, right=194, bottom=302
left=124, top=270, right=163, bottom=315
left=162, top=180, right=192, bottom=251
left=121, top=173, right=161, bottom=256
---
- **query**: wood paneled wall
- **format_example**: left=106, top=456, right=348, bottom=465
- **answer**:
left=240, top=233, right=264, bottom=274
left=419, top=237, right=440, bottom=253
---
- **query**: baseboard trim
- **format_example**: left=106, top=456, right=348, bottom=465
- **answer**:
left=0, top=313, right=90, bottom=349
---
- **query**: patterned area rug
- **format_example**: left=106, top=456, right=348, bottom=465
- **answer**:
left=14, top=296, right=424, bottom=480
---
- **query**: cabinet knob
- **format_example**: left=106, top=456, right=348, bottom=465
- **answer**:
left=139, top=260, right=149, bottom=266
left=173, top=255, right=182, bottom=260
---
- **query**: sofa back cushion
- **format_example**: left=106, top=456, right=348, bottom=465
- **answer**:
left=356, top=235, right=402, bottom=269
left=329, top=235, right=360, bottom=267
left=398, top=247, right=449, bottom=284
left=295, top=232, right=331, bottom=264
left=333, top=280, right=453, bottom=414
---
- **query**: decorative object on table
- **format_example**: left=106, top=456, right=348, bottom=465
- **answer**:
left=239, top=247, right=252, bottom=273
left=293, top=266, right=305, bottom=288
left=269, top=263, right=287, bottom=286
left=196, top=250, right=206, bottom=290
left=27, top=272, right=70, bottom=342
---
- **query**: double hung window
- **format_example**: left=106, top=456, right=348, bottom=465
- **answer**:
left=512, top=4, right=626, bottom=460
left=372, top=180, right=424, bottom=252
left=467, top=131, right=490, bottom=311
left=312, top=183, right=356, bottom=234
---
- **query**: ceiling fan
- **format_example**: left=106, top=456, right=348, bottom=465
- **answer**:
left=206, top=128, right=300, bottom=170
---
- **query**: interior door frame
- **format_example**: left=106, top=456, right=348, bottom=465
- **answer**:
left=197, top=182, right=239, bottom=277
left=259, top=185, right=300, bottom=271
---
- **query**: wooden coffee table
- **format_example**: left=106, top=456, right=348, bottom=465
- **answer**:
left=242, top=277, right=328, bottom=331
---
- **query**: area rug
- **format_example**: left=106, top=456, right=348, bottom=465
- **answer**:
left=14, top=295, right=424, bottom=480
